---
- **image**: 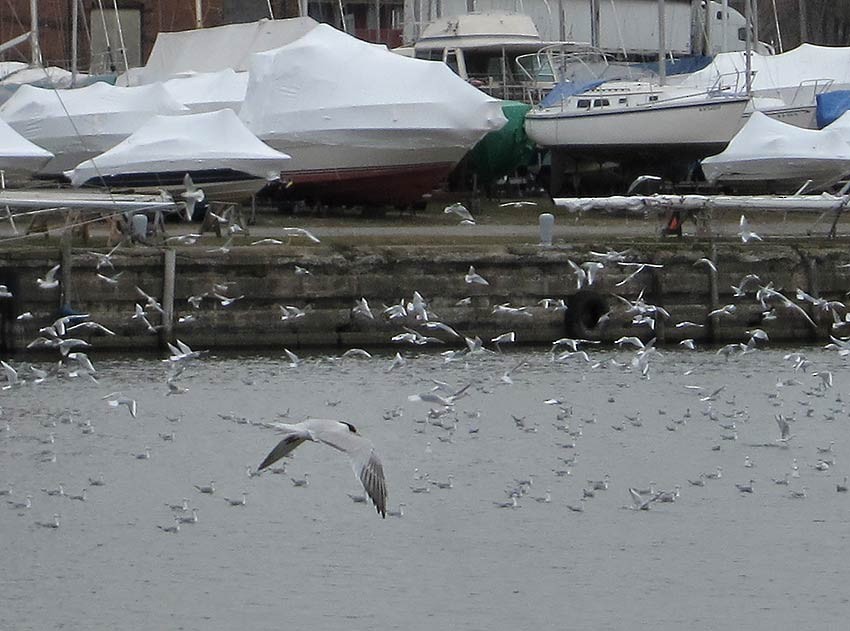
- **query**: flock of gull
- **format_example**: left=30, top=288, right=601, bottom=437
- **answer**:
left=2, top=209, right=850, bottom=533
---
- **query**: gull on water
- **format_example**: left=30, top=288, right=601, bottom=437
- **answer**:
left=257, top=418, right=388, bottom=518
left=194, top=481, right=215, bottom=494
left=493, top=496, right=519, bottom=509
left=386, top=503, right=405, bottom=517
left=36, top=513, right=61, bottom=529
left=290, top=474, right=310, bottom=486
left=158, top=517, right=181, bottom=533
left=133, top=447, right=151, bottom=460
left=178, top=508, right=200, bottom=524
left=166, top=498, right=190, bottom=512
left=8, top=494, right=32, bottom=510
left=67, top=489, right=87, bottom=502
left=735, top=480, right=755, bottom=493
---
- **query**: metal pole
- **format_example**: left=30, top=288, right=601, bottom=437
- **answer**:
left=751, top=0, right=759, bottom=51
left=702, top=0, right=711, bottom=55
left=744, top=0, right=752, bottom=95
left=30, top=0, right=41, bottom=66
left=590, top=0, right=599, bottom=48
left=771, top=0, right=783, bottom=52
left=196, top=0, right=203, bottom=28
left=71, top=0, right=78, bottom=85
left=721, top=0, right=728, bottom=52
left=558, top=0, right=565, bottom=41
left=799, top=0, right=808, bottom=43
left=111, top=0, right=129, bottom=71
left=658, top=0, right=666, bottom=86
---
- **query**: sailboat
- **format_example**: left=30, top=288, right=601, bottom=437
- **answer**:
left=523, top=48, right=750, bottom=160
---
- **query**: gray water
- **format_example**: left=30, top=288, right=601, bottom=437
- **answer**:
left=2, top=345, right=849, bottom=630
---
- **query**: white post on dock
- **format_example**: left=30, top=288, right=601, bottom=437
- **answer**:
left=538, top=213, right=554, bottom=246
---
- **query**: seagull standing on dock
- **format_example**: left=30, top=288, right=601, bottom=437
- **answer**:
left=257, top=418, right=388, bottom=518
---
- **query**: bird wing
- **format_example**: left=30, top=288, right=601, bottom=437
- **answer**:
left=45, top=264, right=60, bottom=283
left=309, top=420, right=387, bottom=518
left=258, top=427, right=310, bottom=470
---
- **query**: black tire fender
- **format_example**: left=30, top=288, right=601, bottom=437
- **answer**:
left=565, top=290, right=608, bottom=339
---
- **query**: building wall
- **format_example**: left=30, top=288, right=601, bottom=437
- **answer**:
left=0, top=1, right=227, bottom=70
left=7, top=0, right=846, bottom=74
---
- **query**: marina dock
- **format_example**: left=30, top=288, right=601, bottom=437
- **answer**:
left=1, top=206, right=848, bottom=353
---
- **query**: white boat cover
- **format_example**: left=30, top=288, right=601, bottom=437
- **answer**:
left=677, top=44, right=850, bottom=93
left=701, top=111, right=850, bottom=187
left=65, top=109, right=290, bottom=187
left=0, top=116, right=54, bottom=174
left=0, top=62, right=27, bottom=81
left=239, top=24, right=507, bottom=161
left=121, top=17, right=318, bottom=85
left=0, top=82, right=188, bottom=174
left=161, top=69, right=249, bottom=113
left=0, top=65, right=76, bottom=88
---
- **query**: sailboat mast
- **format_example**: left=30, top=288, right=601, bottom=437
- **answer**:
left=71, top=0, right=78, bottom=84
left=30, top=0, right=42, bottom=66
left=744, top=0, right=752, bottom=95
left=658, top=0, right=666, bottom=85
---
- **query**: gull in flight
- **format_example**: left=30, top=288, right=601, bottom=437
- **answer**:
left=738, top=214, right=762, bottom=243
left=104, top=392, right=137, bottom=418
left=281, top=227, right=321, bottom=243
left=258, top=418, right=388, bottom=518
left=465, top=266, right=489, bottom=285
left=627, top=488, right=657, bottom=510
left=36, top=264, right=61, bottom=290
left=775, top=414, right=792, bottom=443
left=444, top=202, right=475, bottom=223
left=693, top=258, right=717, bottom=273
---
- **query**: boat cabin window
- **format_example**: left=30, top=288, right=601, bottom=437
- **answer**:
left=618, top=97, right=627, bottom=104
left=576, top=99, right=591, bottom=109
left=592, top=98, right=610, bottom=107
left=649, top=95, right=659, bottom=102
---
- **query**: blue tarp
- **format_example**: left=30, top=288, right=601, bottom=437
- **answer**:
left=817, top=90, right=850, bottom=128
left=539, top=79, right=606, bottom=108
left=634, top=55, right=714, bottom=77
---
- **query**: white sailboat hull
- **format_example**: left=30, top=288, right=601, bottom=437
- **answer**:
left=525, top=96, right=750, bottom=155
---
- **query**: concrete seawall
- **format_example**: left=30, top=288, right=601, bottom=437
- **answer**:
left=1, top=238, right=848, bottom=353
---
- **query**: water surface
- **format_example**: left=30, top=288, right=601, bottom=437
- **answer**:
left=2, top=345, right=848, bottom=629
